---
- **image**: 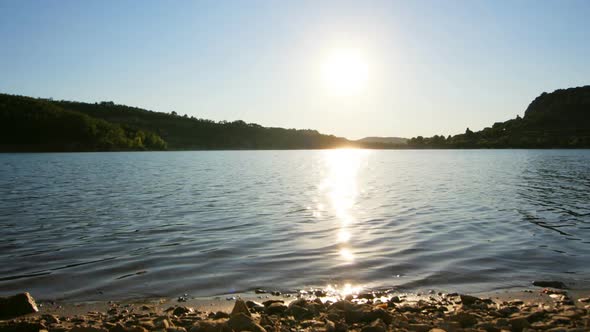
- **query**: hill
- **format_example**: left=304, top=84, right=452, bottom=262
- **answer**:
left=0, top=94, right=166, bottom=152
left=2, top=86, right=588, bottom=152
left=0, top=93, right=355, bottom=151
left=52, top=99, right=351, bottom=150
left=357, top=136, right=407, bottom=145
left=408, top=86, right=590, bottom=148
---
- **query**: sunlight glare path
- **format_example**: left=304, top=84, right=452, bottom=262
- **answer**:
left=318, top=149, right=369, bottom=264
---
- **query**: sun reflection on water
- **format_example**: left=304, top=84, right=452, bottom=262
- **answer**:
left=318, top=149, right=369, bottom=263
left=337, top=230, right=351, bottom=242
left=325, top=283, right=362, bottom=296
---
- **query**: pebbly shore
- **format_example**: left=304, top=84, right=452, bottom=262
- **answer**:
left=1, top=287, right=590, bottom=332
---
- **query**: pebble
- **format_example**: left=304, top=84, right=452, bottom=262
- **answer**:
left=451, top=312, right=478, bottom=328
left=230, top=299, right=251, bottom=317
left=173, top=306, right=194, bottom=316
left=508, top=317, right=530, bottom=332
left=41, top=314, right=60, bottom=324
left=459, top=294, right=482, bottom=306
left=213, top=311, right=230, bottom=319
left=262, top=299, right=284, bottom=307
left=265, top=302, right=288, bottom=315
left=227, top=312, right=266, bottom=332
left=167, top=328, right=188, bottom=332
left=69, top=326, right=109, bottom=332
left=389, top=296, right=402, bottom=303
left=407, top=323, right=430, bottom=332
left=360, top=319, right=387, bottom=332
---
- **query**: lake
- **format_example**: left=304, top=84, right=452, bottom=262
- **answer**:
left=0, top=150, right=589, bottom=301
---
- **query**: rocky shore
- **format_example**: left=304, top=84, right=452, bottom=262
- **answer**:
left=1, top=288, right=589, bottom=332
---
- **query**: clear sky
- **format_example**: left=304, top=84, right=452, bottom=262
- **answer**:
left=1, top=0, right=589, bottom=139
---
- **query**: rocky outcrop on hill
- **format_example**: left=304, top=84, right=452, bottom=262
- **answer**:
left=409, top=86, right=590, bottom=148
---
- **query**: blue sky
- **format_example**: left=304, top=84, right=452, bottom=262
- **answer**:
left=1, top=0, right=589, bottom=139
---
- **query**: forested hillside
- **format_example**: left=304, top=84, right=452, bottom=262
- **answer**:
left=0, top=95, right=166, bottom=152
left=2, top=86, right=589, bottom=152
left=408, top=86, right=590, bottom=148
left=0, top=94, right=352, bottom=151
left=53, top=100, right=349, bottom=150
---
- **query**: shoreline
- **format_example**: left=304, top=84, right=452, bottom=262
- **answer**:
left=2, top=148, right=590, bottom=153
left=2, top=287, right=589, bottom=332
left=27, top=287, right=590, bottom=314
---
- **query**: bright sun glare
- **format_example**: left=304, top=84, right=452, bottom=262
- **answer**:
left=321, top=49, right=369, bottom=96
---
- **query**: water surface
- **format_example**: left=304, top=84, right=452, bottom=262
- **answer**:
left=0, top=150, right=589, bottom=300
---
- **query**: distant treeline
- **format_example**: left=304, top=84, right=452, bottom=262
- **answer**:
left=0, top=93, right=360, bottom=151
left=1, top=86, right=589, bottom=152
left=407, top=86, right=590, bottom=148
left=51, top=100, right=354, bottom=150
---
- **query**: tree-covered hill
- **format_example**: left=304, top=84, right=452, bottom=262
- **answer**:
left=0, top=94, right=166, bottom=152
left=51, top=99, right=351, bottom=150
left=2, top=85, right=589, bottom=152
left=0, top=93, right=353, bottom=151
left=408, top=86, right=590, bottom=148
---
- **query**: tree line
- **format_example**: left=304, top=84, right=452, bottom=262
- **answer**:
left=1, top=85, right=588, bottom=152
left=0, top=95, right=166, bottom=152
left=407, top=86, right=590, bottom=148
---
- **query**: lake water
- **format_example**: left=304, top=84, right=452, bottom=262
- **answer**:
left=1, top=150, right=589, bottom=301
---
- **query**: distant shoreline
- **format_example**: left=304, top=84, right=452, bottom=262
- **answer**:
left=3, top=86, right=590, bottom=151
left=2, top=147, right=590, bottom=153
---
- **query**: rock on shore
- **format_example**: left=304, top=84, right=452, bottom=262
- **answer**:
left=1, top=290, right=590, bottom=332
left=0, top=292, right=38, bottom=319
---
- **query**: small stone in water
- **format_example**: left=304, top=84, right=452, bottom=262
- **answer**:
left=314, top=290, right=327, bottom=297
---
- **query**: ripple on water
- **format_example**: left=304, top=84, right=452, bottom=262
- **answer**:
left=0, top=150, right=589, bottom=301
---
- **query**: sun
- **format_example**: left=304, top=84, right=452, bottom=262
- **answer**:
left=321, top=49, right=369, bottom=96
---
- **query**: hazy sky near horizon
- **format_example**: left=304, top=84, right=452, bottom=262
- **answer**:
left=1, top=1, right=589, bottom=139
